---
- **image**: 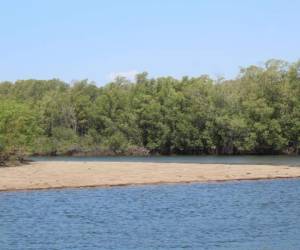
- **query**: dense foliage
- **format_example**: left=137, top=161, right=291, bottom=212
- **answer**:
left=0, top=59, right=300, bottom=162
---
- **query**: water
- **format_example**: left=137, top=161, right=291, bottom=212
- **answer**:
left=32, top=155, right=300, bottom=166
left=1, top=180, right=300, bottom=249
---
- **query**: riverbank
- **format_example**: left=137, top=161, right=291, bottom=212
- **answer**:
left=1, top=161, right=300, bottom=192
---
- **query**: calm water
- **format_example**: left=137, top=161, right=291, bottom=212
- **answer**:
left=32, top=155, right=300, bottom=166
left=1, top=180, right=300, bottom=249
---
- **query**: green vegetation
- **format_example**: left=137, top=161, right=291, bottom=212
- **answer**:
left=0, top=100, right=40, bottom=165
left=0, top=59, right=300, bottom=163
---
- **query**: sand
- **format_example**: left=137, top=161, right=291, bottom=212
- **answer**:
left=0, top=161, right=300, bottom=192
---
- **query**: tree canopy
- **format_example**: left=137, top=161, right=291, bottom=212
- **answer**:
left=1, top=59, right=300, bottom=162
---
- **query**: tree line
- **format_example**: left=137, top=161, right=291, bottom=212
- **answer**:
left=0, top=59, right=300, bottom=163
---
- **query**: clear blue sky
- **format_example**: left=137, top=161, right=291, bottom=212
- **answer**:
left=1, top=0, right=300, bottom=85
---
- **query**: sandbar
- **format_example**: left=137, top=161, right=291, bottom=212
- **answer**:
left=0, top=161, right=300, bottom=192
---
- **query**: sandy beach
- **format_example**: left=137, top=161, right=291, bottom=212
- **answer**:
left=0, top=161, right=300, bottom=192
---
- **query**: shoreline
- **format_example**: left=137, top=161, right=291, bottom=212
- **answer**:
left=1, top=176, right=300, bottom=193
left=1, top=161, right=300, bottom=192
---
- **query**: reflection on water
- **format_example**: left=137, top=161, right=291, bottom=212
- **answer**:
left=32, top=155, right=300, bottom=166
left=1, top=179, right=300, bottom=249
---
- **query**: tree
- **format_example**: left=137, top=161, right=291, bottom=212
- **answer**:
left=0, top=100, right=40, bottom=164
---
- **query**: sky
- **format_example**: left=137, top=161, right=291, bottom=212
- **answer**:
left=1, top=0, right=300, bottom=85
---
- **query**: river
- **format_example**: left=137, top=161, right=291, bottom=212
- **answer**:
left=1, top=156, right=300, bottom=249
